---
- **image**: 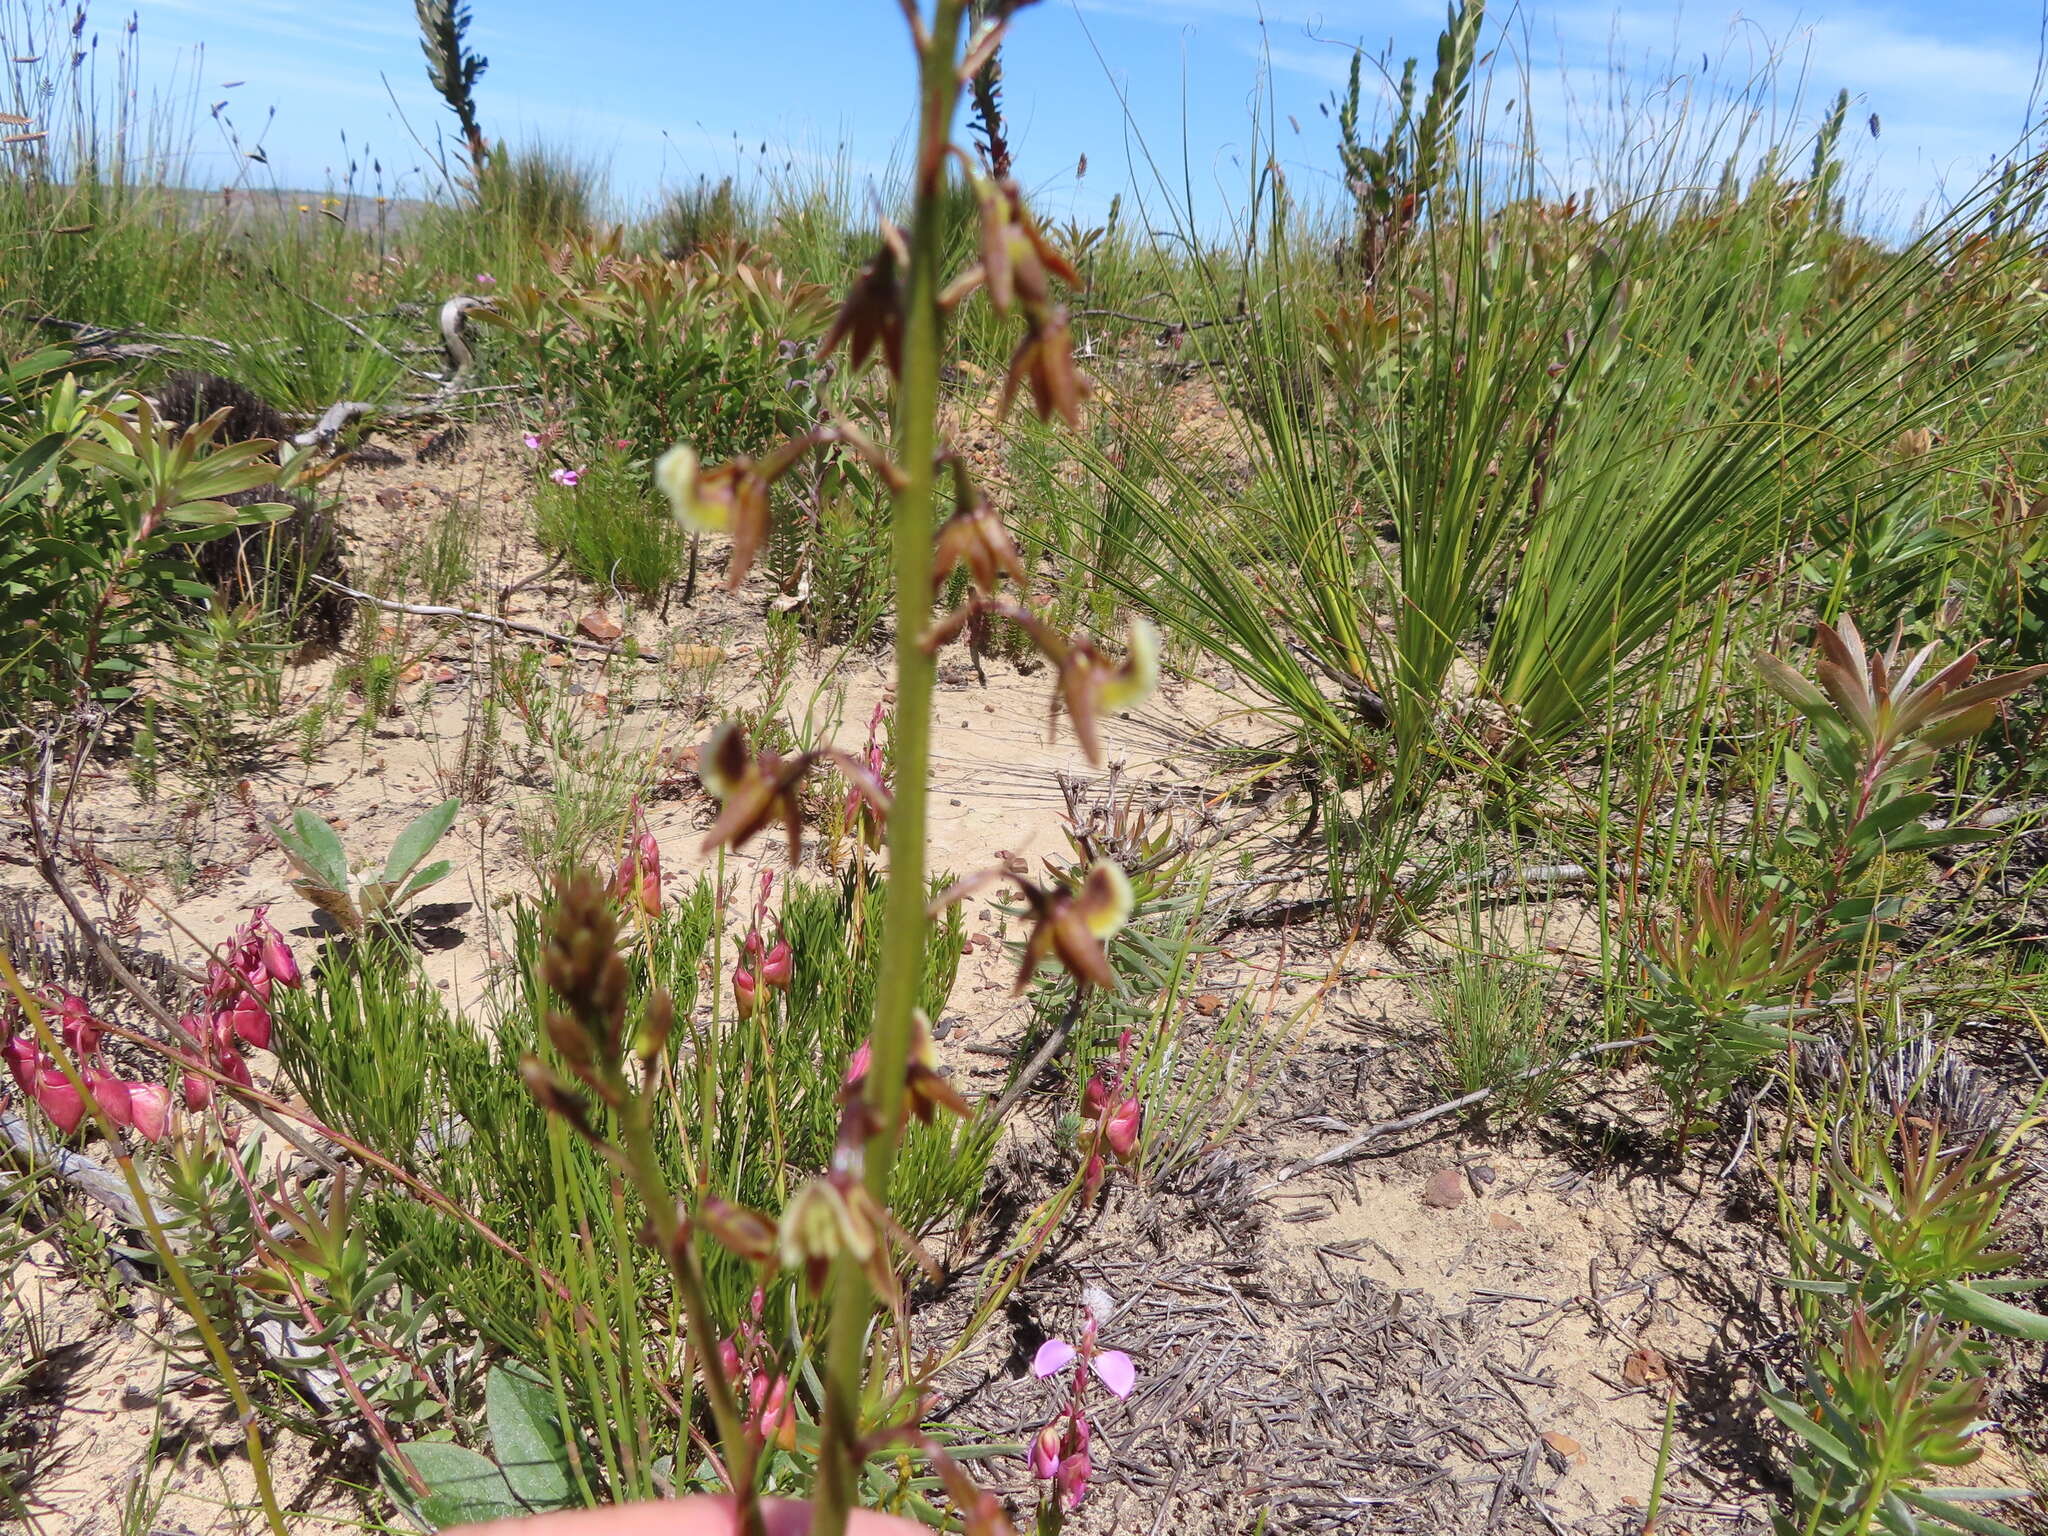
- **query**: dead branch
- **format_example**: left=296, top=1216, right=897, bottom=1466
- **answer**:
left=310, top=575, right=661, bottom=661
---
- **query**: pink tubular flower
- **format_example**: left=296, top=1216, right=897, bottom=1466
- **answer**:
left=182, top=1069, right=214, bottom=1112
left=732, top=966, right=758, bottom=1021
left=758, top=938, right=793, bottom=990
left=550, top=466, right=581, bottom=487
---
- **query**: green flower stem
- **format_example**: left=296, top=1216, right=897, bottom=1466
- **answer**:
left=813, top=4, right=968, bottom=1533
left=611, top=1081, right=761, bottom=1532
left=0, top=948, right=290, bottom=1536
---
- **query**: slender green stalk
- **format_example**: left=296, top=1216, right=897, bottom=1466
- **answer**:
left=0, top=949, right=290, bottom=1536
left=814, top=7, right=968, bottom=1531
left=613, top=1091, right=760, bottom=1524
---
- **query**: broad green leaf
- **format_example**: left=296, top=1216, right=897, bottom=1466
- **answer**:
left=400, top=859, right=454, bottom=902
left=397, top=1441, right=524, bottom=1528
left=486, top=1364, right=576, bottom=1510
left=384, top=797, right=460, bottom=885
left=280, top=810, right=350, bottom=889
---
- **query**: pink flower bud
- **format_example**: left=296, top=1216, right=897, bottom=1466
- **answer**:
left=53, top=991, right=101, bottom=1056
left=756, top=1374, right=791, bottom=1440
left=718, top=1338, right=743, bottom=1382
left=4, top=1034, right=38, bottom=1097
left=1081, top=1071, right=1111, bottom=1118
left=33, top=1068, right=86, bottom=1135
left=843, top=1040, right=872, bottom=1088
left=183, top=1070, right=214, bottom=1112
left=247, top=908, right=301, bottom=989
left=209, top=958, right=270, bottom=1010
left=1105, top=1097, right=1142, bottom=1161
left=216, top=998, right=272, bottom=1052
left=213, top=1049, right=253, bottom=1092
left=759, top=939, right=793, bottom=990
left=1082, top=1153, right=1106, bottom=1206
left=84, top=1066, right=134, bottom=1128
left=1028, top=1420, right=1064, bottom=1481
left=614, top=832, right=661, bottom=916
left=127, top=1082, right=171, bottom=1143
left=732, top=967, right=758, bottom=1020
left=1056, top=1448, right=1092, bottom=1509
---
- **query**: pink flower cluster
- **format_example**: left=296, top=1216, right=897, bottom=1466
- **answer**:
left=717, top=1289, right=795, bottom=1451
left=5, top=991, right=170, bottom=1141
left=176, top=907, right=303, bottom=1111
left=1028, top=1318, right=1136, bottom=1510
left=610, top=802, right=664, bottom=919
left=731, top=871, right=793, bottom=1021
left=1080, top=1031, right=1143, bottom=1205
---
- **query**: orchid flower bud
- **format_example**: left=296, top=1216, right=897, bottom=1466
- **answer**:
left=1105, top=1097, right=1143, bottom=1161
left=127, top=1082, right=171, bottom=1143
left=1081, top=1152, right=1106, bottom=1207
left=732, top=966, right=758, bottom=1021
left=759, top=938, right=793, bottom=990
left=842, top=1040, right=872, bottom=1089
left=249, top=907, right=302, bottom=989
left=216, top=996, right=272, bottom=1052
left=84, top=1066, right=134, bottom=1128
left=1055, top=1447, right=1092, bottom=1510
left=53, top=991, right=101, bottom=1057
left=1028, top=1419, right=1064, bottom=1481
left=4, top=1035, right=38, bottom=1097
left=182, top=1069, right=214, bottom=1112
left=33, top=1067, right=87, bottom=1136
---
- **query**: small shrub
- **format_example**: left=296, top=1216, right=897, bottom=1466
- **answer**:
left=534, top=460, right=683, bottom=595
left=1425, top=943, right=1572, bottom=1120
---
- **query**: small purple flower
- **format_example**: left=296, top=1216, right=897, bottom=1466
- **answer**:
left=1031, top=1335, right=1135, bottom=1399
left=475, top=272, right=497, bottom=286
left=522, top=432, right=543, bottom=451
left=550, top=467, right=582, bottom=487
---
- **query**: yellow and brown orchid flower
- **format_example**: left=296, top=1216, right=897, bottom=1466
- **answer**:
left=933, top=460, right=1026, bottom=596
left=1002, top=307, right=1088, bottom=428
left=938, top=858, right=1135, bottom=993
left=655, top=445, right=770, bottom=588
left=923, top=599, right=1159, bottom=766
left=697, top=720, right=892, bottom=864
left=1014, top=860, right=1134, bottom=993
left=820, top=222, right=909, bottom=378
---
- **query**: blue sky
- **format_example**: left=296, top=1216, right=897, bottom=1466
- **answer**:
left=24, top=0, right=2048, bottom=231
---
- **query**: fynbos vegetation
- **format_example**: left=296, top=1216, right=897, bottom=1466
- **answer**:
left=4, top=0, right=2048, bottom=1534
